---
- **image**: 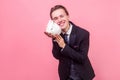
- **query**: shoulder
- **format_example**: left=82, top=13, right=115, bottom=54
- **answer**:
left=70, top=21, right=89, bottom=35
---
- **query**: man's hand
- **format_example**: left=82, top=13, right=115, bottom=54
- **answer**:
left=54, top=34, right=66, bottom=48
left=44, top=32, right=55, bottom=39
left=44, top=32, right=66, bottom=48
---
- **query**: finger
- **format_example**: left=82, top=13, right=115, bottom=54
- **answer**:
left=58, top=35, right=62, bottom=39
left=44, top=32, right=52, bottom=37
left=56, top=35, right=61, bottom=41
left=44, top=32, right=48, bottom=35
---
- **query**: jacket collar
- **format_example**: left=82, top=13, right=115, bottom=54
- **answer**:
left=69, top=21, right=77, bottom=46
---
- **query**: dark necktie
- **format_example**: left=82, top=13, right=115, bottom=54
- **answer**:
left=64, top=34, right=69, bottom=44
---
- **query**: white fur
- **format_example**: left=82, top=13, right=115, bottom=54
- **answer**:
left=46, top=20, right=61, bottom=35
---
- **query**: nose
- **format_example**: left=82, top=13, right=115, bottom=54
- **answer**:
left=56, top=18, right=62, bottom=25
left=57, top=17, right=62, bottom=22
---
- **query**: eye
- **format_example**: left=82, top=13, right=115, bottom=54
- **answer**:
left=53, top=17, right=58, bottom=21
left=60, top=15, right=64, bottom=18
left=51, top=28, right=53, bottom=30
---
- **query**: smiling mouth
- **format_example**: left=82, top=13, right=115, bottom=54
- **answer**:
left=58, top=21, right=65, bottom=27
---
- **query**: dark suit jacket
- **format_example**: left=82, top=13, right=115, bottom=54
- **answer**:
left=52, top=22, right=95, bottom=80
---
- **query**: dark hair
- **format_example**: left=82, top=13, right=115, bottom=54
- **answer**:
left=50, top=5, right=69, bottom=19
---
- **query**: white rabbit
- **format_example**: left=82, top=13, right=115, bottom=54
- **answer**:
left=46, top=20, right=61, bottom=35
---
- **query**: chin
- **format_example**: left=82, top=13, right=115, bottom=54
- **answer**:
left=61, top=27, right=65, bottom=30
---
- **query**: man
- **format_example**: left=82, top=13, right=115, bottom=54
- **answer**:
left=45, top=5, right=95, bottom=80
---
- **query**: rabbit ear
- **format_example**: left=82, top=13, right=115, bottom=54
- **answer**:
left=46, top=20, right=55, bottom=33
left=46, top=20, right=52, bottom=33
left=47, top=20, right=53, bottom=27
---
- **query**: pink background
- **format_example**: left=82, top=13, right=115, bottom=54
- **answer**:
left=0, top=0, right=120, bottom=80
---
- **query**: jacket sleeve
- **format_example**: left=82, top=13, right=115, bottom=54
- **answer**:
left=52, top=40, right=62, bottom=59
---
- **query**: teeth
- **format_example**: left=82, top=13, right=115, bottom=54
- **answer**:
left=58, top=21, right=65, bottom=27
left=60, top=24, right=63, bottom=26
left=60, top=22, right=64, bottom=26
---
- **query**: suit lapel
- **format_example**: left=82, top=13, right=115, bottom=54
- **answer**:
left=69, top=25, right=76, bottom=46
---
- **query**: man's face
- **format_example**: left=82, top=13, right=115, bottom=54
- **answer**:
left=51, top=8, right=69, bottom=31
